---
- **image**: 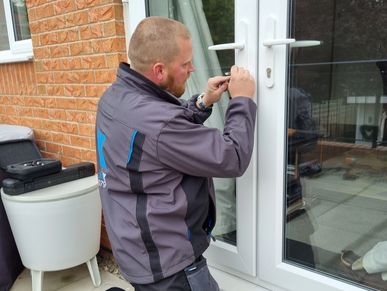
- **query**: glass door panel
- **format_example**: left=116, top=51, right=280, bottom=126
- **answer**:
left=285, top=0, right=387, bottom=289
left=147, top=0, right=237, bottom=246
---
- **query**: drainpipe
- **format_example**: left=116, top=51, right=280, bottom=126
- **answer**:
left=121, top=0, right=146, bottom=59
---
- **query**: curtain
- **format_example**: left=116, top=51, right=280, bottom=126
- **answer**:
left=148, top=0, right=236, bottom=238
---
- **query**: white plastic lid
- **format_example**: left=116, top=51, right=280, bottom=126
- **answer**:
left=1, top=175, right=98, bottom=202
left=0, top=124, right=34, bottom=142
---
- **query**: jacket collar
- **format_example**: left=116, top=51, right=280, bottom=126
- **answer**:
left=117, top=62, right=181, bottom=106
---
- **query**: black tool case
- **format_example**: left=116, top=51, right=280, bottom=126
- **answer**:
left=2, top=162, right=95, bottom=195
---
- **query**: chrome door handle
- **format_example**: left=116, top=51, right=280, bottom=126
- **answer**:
left=208, top=42, right=245, bottom=51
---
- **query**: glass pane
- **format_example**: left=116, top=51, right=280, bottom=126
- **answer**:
left=10, top=0, right=30, bottom=41
left=147, top=0, right=237, bottom=245
left=285, top=0, right=387, bottom=289
left=0, top=2, right=10, bottom=50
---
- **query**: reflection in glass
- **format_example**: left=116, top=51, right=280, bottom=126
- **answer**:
left=0, top=2, right=10, bottom=51
left=147, top=0, right=237, bottom=245
left=285, top=0, right=387, bottom=289
left=10, top=0, right=30, bottom=41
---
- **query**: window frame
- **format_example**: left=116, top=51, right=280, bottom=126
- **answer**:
left=0, top=0, right=33, bottom=64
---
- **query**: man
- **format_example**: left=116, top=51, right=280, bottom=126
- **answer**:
left=96, top=16, right=256, bottom=291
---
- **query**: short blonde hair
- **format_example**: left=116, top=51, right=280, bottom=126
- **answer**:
left=128, top=16, right=191, bottom=73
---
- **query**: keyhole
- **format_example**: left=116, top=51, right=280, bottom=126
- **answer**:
left=266, top=68, right=272, bottom=78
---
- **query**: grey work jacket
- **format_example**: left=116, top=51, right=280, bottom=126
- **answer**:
left=95, top=63, right=256, bottom=284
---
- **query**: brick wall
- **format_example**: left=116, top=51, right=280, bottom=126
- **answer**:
left=0, top=0, right=127, bottom=167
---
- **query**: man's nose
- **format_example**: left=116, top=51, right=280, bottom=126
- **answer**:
left=189, top=63, right=196, bottom=72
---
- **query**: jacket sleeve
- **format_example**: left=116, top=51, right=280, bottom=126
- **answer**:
left=180, top=95, right=213, bottom=124
left=156, top=97, right=257, bottom=178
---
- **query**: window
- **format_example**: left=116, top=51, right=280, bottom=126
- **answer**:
left=0, top=0, right=33, bottom=63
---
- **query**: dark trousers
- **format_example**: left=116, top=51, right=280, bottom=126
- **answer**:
left=132, top=256, right=219, bottom=291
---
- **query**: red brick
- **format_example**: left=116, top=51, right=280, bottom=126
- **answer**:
left=34, top=129, right=53, bottom=142
left=114, top=4, right=123, bottom=21
left=58, top=29, right=80, bottom=43
left=70, top=41, right=93, bottom=56
left=66, top=111, right=88, bottom=123
left=5, top=106, right=17, bottom=115
left=65, top=11, right=89, bottom=27
left=47, top=85, right=65, bottom=96
left=64, top=85, right=85, bottom=97
left=70, top=135, right=91, bottom=148
left=80, top=24, right=103, bottom=40
left=62, top=58, right=82, bottom=70
left=46, top=142, right=63, bottom=154
left=54, top=0, right=76, bottom=15
left=79, top=123, right=95, bottom=136
left=60, top=156, right=80, bottom=167
left=46, top=16, right=66, bottom=31
left=60, top=122, right=79, bottom=134
left=62, top=145, right=82, bottom=158
left=33, top=47, right=51, bottom=59
left=89, top=6, right=114, bottom=23
left=75, top=0, right=98, bottom=9
left=85, top=85, right=107, bottom=97
left=35, top=3, right=54, bottom=19
left=56, top=97, right=77, bottom=109
left=52, top=132, right=71, bottom=144
left=42, top=120, right=61, bottom=131
left=36, top=72, right=54, bottom=83
left=42, top=33, right=59, bottom=45
left=25, top=97, right=45, bottom=107
left=77, top=98, right=98, bottom=111
left=33, top=108, right=49, bottom=119
left=81, top=55, right=106, bottom=69
left=81, top=149, right=96, bottom=162
left=48, top=109, right=67, bottom=120
left=95, top=69, right=116, bottom=83
left=45, top=98, right=57, bottom=108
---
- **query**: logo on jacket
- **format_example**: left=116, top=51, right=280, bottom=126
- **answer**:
left=97, top=127, right=108, bottom=188
left=98, top=171, right=107, bottom=188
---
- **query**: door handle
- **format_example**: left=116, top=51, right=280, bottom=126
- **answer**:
left=208, top=19, right=248, bottom=67
left=263, top=39, right=320, bottom=48
left=263, top=17, right=322, bottom=88
left=208, top=42, right=245, bottom=51
left=290, top=40, right=321, bottom=48
left=263, top=38, right=295, bottom=47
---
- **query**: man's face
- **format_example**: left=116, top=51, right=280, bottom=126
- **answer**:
left=161, top=38, right=195, bottom=97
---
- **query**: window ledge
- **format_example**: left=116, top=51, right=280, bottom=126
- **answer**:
left=0, top=52, right=34, bottom=64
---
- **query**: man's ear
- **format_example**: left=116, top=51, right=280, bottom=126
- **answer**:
left=152, top=62, right=166, bottom=83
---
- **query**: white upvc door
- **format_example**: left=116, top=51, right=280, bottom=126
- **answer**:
left=258, top=0, right=387, bottom=290
left=126, top=0, right=259, bottom=278
left=204, top=0, right=259, bottom=278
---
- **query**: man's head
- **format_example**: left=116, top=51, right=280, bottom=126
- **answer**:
left=128, top=16, right=195, bottom=97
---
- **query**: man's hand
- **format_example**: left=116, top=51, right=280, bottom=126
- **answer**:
left=200, top=76, right=231, bottom=108
left=228, top=65, right=255, bottom=99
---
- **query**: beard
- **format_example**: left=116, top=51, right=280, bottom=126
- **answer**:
left=160, top=73, right=186, bottom=98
